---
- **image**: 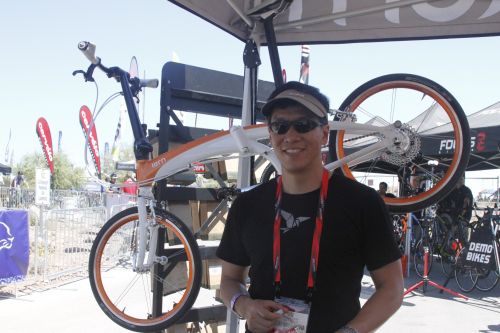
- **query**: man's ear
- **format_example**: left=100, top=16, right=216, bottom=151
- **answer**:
left=321, top=123, right=329, bottom=145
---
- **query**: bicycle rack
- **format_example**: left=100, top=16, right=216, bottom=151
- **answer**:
left=147, top=61, right=274, bottom=332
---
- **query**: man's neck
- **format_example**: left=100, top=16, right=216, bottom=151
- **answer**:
left=281, top=166, right=326, bottom=194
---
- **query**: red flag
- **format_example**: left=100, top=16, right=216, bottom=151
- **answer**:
left=35, top=117, right=54, bottom=174
left=79, top=105, right=101, bottom=176
left=299, top=45, right=310, bottom=85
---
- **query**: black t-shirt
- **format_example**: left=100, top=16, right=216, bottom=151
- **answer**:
left=217, top=174, right=401, bottom=332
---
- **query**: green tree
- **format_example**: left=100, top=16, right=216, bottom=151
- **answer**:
left=15, top=152, right=86, bottom=189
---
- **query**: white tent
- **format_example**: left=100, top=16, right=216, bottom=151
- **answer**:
left=168, top=1, right=500, bottom=45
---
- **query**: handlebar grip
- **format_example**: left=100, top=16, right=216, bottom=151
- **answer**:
left=140, top=79, right=159, bottom=89
left=78, top=41, right=99, bottom=65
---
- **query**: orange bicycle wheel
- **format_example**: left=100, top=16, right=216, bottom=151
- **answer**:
left=89, top=207, right=202, bottom=331
left=329, top=74, right=470, bottom=213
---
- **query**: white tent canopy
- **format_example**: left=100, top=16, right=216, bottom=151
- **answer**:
left=168, top=0, right=500, bottom=45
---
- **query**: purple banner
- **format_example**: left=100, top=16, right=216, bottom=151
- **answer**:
left=0, top=210, right=29, bottom=284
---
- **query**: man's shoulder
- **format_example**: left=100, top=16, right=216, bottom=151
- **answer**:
left=236, top=179, right=276, bottom=205
left=330, top=173, right=378, bottom=196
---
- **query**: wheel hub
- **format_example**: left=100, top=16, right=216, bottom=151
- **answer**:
left=381, top=123, right=421, bottom=166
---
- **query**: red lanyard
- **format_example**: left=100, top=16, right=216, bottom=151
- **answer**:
left=273, top=168, right=329, bottom=301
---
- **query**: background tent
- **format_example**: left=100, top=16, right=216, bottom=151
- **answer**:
left=418, top=101, right=500, bottom=171
left=0, top=163, right=11, bottom=175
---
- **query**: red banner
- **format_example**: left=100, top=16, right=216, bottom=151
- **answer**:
left=35, top=117, right=54, bottom=174
left=299, top=45, right=310, bottom=85
left=79, top=105, right=101, bottom=176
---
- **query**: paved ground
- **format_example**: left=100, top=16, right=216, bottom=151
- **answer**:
left=0, top=268, right=499, bottom=333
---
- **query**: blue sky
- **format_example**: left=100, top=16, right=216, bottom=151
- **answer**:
left=2, top=1, right=500, bottom=188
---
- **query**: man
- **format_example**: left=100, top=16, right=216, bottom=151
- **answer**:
left=11, top=171, right=24, bottom=188
left=217, top=81, right=403, bottom=333
left=108, top=173, right=120, bottom=193
left=377, top=182, right=396, bottom=198
left=438, top=175, right=473, bottom=223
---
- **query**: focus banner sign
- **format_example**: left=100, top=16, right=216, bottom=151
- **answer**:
left=0, top=210, right=29, bottom=284
left=35, top=117, right=54, bottom=174
left=79, top=105, right=101, bottom=177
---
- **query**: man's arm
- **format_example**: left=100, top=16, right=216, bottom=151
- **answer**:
left=337, top=260, right=403, bottom=333
left=220, top=260, right=284, bottom=333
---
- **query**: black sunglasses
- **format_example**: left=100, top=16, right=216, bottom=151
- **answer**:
left=269, top=118, right=324, bottom=135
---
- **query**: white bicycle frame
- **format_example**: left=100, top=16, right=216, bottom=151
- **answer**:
left=147, top=121, right=398, bottom=184
left=131, top=119, right=399, bottom=271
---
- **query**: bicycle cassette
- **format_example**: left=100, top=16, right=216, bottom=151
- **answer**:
left=381, top=124, right=421, bottom=166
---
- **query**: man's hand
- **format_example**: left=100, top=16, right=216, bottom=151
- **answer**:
left=237, top=297, right=285, bottom=333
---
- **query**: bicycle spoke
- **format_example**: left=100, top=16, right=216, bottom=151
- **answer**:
left=89, top=207, right=201, bottom=331
left=330, top=74, right=470, bottom=213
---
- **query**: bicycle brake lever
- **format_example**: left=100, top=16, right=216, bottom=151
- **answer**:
left=72, top=69, right=85, bottom=76
left=72, top=63, right=97, bottom=82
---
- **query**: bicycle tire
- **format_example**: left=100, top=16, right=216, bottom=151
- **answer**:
left=260, top=163, right=278, bottom=183
left=474, top=268, right=499, bottom=292
left=435, top=213, right=457, bottom=276
left=89, top=206, right=202, bottom=332
left=329, top=74, right=470, bottom=213
left=413, top=239, right=433, bottom=278
left=454, top=248, right=478, bottom=293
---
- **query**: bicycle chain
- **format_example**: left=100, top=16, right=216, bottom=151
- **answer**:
left=342, top=132, right=380, bottom=143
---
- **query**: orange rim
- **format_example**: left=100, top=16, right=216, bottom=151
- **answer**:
left=336, top=80, right=463, bottom=207
left=93, top=212, right=195, bottom=326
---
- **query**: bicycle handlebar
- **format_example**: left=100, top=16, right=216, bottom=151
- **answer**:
left=75, top=41, right=155, bottom=160
left=78, top=41, right=100, bottom=65
left=139, top=78, right=159, bottom=89
left=77, top=41, right=159, bottom=89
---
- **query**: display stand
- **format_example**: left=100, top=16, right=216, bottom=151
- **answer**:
left=147, top=56, right=274, bottom=332
left=404, top=229, right=468, bottom=300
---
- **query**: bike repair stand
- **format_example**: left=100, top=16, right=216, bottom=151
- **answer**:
left=404, top=244, right=468, bottom=300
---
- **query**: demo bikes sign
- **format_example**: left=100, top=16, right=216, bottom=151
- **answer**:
left=79, top=105, right=101, bottom=177
left=464, top=221, right=496, bottom=270
left=35, top=117, right=54, bottom=174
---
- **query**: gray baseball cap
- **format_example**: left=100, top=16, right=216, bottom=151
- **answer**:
left=261, top=89, right=328, bottom=118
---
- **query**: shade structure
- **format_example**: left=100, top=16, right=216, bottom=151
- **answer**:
left=168, top=0, right=500, bottom=45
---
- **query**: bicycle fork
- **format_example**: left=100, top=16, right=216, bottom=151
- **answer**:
left=133, top=195, right=161, bottom=272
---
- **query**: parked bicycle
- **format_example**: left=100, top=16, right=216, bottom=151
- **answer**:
left=75, top=39, right=470, bottom=331
left=444, top=204, right=500, bottom=293
left=434, top=211, right=469, bottom=277
left=471, top=205, right=500, bottom=291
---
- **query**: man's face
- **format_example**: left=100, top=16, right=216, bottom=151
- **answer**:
left=268, top=105, right=328, bottom=175
left=379, top=183, right=387, bottom=193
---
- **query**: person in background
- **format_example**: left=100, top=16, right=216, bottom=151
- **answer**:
left=378, top=182, right=396, bottom=198
left=108, top=173, right=121, bottom=193
left=438, top=175, right=473, bottom=224
left=11, top=171, right=25, bottom=188
left=217, top=81, right=403, bottom=333
left=122, top=173, right=138, bottom=195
